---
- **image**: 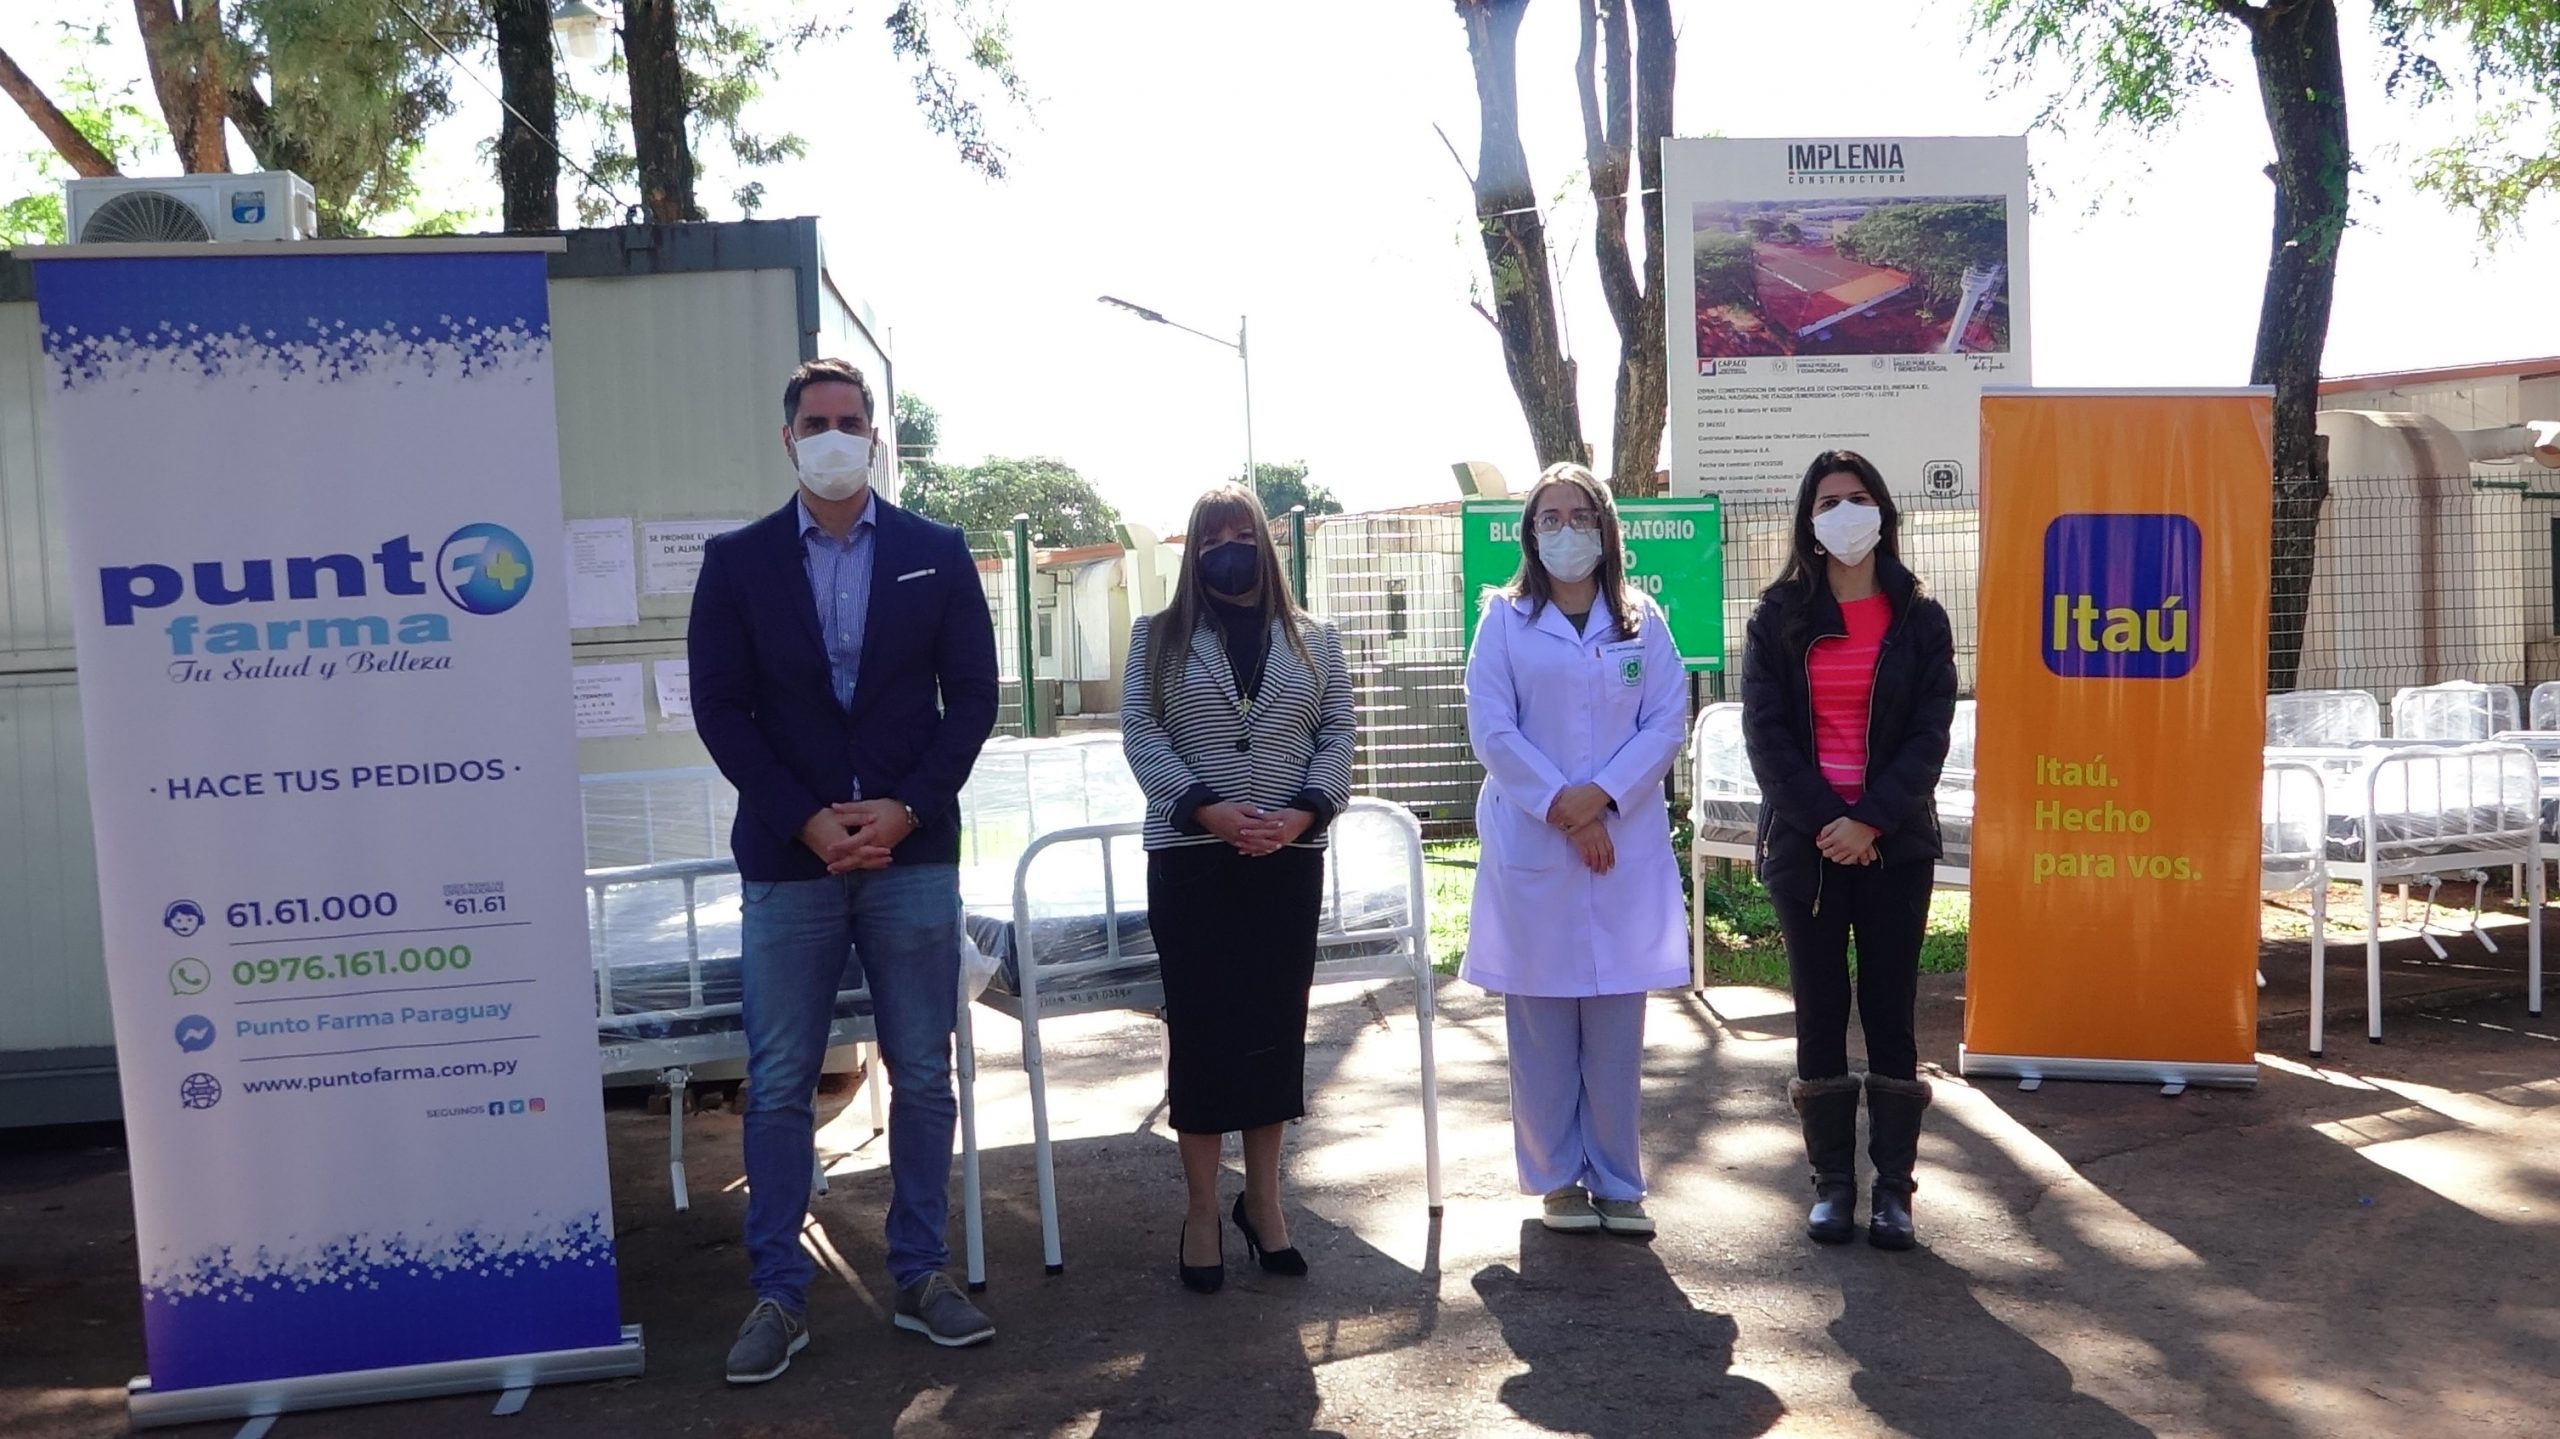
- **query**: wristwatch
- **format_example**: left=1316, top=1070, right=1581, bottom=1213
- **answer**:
left=897, top=801, right=920, bottom=832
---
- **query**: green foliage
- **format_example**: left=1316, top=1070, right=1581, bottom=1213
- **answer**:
left=1838, top=201, right=2009, bottom=306
left=902, top=455, right=1122, bottom=547
left=2399, top=2, right=2560, bottom=241
left=1975, top=0, right=2560, bottom=241
left=229, top=0, right=474, bottom=236
left=557, top=0, right=804, bottom=224
left=1969, top=0, right=2230, bottom=135
left=0, top=22, right=163, bottom=246
left=2415, top=100, right=2560, bottom=242
left=1240, top=460, right=1342, bottom=518
left=1692, top=230, right=1757, bottom=309
left=895, top=393, right=943, bottom=459
left=880, top=0, right=1030, bottom=180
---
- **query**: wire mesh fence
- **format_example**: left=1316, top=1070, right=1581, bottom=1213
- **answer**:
left=1286, top=471, right=2560, bottom=839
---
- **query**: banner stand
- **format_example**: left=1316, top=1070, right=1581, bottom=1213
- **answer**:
left=130, top=1327, right=646, bottom=1431
left=1957, top=1053, right=2258, bottom=1090
left=23, top=240, right=642, bottom=1428
left=1960, top=388, right=2275, bottom=1088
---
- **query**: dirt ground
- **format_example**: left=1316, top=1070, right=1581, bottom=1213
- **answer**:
left=5, top=922, right=2557, bottom=1439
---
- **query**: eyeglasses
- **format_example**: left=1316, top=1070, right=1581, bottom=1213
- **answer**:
left=1531, top=511, right=1602, bottom=534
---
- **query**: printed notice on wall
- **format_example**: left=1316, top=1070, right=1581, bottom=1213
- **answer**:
left=652, top=658, right=694, bottom=732
left=573, top=662, right=646, bottom=738
left=1662, top=136, right=2031, bottom=497
left=641, top=520, right=743, bottom=596
left=564, top=518, right=639, bottom=629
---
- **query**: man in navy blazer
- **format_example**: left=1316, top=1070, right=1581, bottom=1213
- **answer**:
left=689, top=358, right=1000, bottom=1381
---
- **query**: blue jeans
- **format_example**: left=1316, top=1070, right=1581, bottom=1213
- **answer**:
left=740, top=863, right=961, bottom=1306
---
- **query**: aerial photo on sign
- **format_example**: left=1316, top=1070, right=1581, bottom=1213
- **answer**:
left=1691, top=194, right=2012, bottom=361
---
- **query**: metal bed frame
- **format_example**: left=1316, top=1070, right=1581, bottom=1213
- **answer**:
left=2268, top=742, right=2545, bottom=1051
left=957, top=796, right=1442, bottom=1290
left=586, top=855, right=888, bottom=1213
left=1685, top=707, right=2341, bottom=1054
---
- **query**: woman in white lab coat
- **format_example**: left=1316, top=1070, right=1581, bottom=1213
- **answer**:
left=1463, top=462, right=1690, bottom=1237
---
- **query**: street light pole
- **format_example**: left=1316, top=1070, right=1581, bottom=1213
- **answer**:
left=1100, top=295, right=1256, bottom=492
left=1238, top=314, right=1254, bottom=495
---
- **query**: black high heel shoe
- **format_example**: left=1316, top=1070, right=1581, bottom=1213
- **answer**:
left=1232, top=1194, right=1308, bottom=1277
left=1177, top=1218, right=1225, bottom=1294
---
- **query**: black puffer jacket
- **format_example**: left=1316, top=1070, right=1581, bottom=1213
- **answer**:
left=1739, top=554, right=1958, bottom=893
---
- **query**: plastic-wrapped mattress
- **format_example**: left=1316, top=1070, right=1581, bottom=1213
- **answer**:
left=2273, top=745, right=2541, bottom=866
left=967, top=806, right=1419, bottom=1000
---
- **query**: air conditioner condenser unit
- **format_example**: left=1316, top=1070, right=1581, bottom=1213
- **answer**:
left=65, top=172, right=317, bottom=244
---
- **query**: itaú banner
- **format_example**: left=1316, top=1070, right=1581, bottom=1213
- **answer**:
left=1963, top=389, right=2273, bottom=1089
left=30, top=242, right=640, bottom=1428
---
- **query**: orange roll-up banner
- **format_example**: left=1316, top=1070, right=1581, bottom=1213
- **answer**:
left=1962, top=390, right=2273, bottom=1087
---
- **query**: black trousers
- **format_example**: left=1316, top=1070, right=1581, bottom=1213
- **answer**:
left=1769, top=856, right=1933, bottom=1082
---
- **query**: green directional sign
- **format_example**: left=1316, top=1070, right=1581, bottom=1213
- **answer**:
left=1461, top=496, right=1726, bottom=671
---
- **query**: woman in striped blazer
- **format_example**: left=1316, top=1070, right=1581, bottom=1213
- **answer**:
left=1121, top=482, right=1355, bottom=1294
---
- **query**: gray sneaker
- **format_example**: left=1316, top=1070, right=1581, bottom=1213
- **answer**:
left=724, top=1297, right=808, bottom=1384
left=1541, top=1185, right=1602, bottom=1232
left=894, top=1272, right=995, bottom=1348
left=1594, top=1197, right=1656, bottom=1236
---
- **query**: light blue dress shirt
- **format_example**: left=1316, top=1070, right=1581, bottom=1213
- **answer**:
left=798, top=495, right=876, bottom=713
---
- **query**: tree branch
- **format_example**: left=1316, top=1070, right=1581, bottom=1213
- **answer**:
left=0, top=44, right=120, bottom=176
left=185, top=0, right=230, bottom=173
left=131, top=0, right=199, bottom=165
left=1578, top=0, right=1643, bottom=344
left=2201, top=0, right=2265, bottom=31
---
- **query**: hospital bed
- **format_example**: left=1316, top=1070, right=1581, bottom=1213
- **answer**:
left=1687, top=705, right=2338, bottom=1052
left=2391, top=681, right=2519, bottom=742
left=954, top=750, right=1441, bottom=1288
left=1685, top=701, right=1976, bottom=992
left=582, top=769, right=887, bottom=1213
left=582, top=740, right=1442, bottom=1292
left=2265, top=741, right=2544, bottom=1048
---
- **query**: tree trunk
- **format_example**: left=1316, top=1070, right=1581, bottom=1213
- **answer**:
left=0, top=46, right=121, bottom=176
left=1458, top=0, right=1583, bottom=471
left=623, top=0, right=700, bottom=223
left=133, top=0, right=230, bottom=173
left=186, top=0, right=229, bottom=172
left=2243, top=0, right=2350, bottom=694
left=1577, top=0, right=1674, bottom=497
left=494, top=0, right=560, bottom=231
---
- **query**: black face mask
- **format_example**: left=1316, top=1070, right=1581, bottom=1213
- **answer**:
left=1198, top=542, right=1259, bottom=597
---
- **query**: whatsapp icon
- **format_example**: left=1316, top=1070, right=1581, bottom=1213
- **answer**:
left=168, top=958, right=212, bottom=996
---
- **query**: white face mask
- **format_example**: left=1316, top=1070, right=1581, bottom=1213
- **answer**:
left=793, top=430, right=874, bottom=502
left=1812, top=501, right=1883, bottom=566
left=1539, top=526, right=1604, bottom=584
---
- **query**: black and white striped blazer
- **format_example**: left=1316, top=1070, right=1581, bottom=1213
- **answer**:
left=1120, top=611, right=1356, bottom=850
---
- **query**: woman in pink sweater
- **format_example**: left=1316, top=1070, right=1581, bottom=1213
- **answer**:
left=1739, top=451, right=1957, bottom=1251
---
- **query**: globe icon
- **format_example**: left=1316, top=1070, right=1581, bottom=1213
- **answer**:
left=436, top=523, right=536, bottom=617
left=179, top=1072, right=222, bottom=1110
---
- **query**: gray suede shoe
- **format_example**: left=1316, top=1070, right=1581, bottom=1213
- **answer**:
left=1593, top=1197, right=1656, bottom=1236
left=724, top=1298, right=808, bottom=1385
left=894, top=1272, right=995, bottom=1348
left=1541, top=1185, right=1602, bottom=1232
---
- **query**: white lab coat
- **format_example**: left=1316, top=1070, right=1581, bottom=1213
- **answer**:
left=1462, top=591, right=1691, bottom=997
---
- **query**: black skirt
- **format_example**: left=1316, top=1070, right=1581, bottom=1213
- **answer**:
left=1148, top=842, right=1324, bottom=1135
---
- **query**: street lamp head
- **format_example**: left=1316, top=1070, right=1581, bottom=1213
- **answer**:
left=552, top=1, right=616, bottom=63
left=1098, top=295, right=1168, bottom=325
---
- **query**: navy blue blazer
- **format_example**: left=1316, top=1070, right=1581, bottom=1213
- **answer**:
left=686, top=495, right=1000, bottom=880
